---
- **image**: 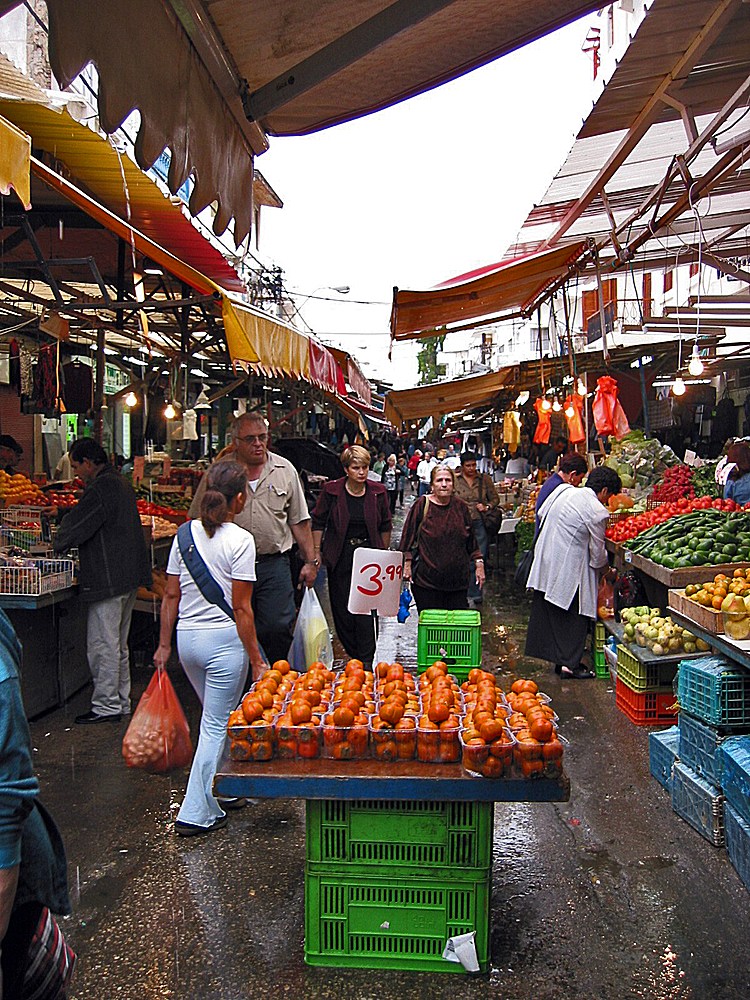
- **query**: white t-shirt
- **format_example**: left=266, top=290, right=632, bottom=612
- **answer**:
left=167, top=520, right=257, bottom=630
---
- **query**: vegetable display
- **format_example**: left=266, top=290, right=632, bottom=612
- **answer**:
left=619, top=606, right=708, bottom=656
left=606, top=496, right=744, bottom=544
left=602, top=430, right=679, bottom=494
left=684, top=570, right=750, bottom=640
left=624, top=508, right=750, bottom=568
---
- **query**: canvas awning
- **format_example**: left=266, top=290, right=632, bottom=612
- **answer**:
left=327, top=346, right=372, bottom=406
left=1, top=0, right=604, bottom=243
left=384, top=367, right=515, bottom=426
left=0, top=113, right=30, bottom=209
left=390, top=242, right=589, bottom=339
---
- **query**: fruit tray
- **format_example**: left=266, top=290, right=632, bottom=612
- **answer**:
left=417, top=609, right=482, bottom=671
left=228, top=718, right=276, bottom=762
left=416, top=721, right=461, bottom=764
left=305, top=799, right=493, bottom=874
left=321, top=716, right=369, bottom=761
left=724, top=804, right=750, bottom=892
left=716, top=736, right=750, bottom=827
left=615, top=677, right=677, bottom=726
left=274, top=718, right=322, bottom=759
left=304, top=871, right=489, bottom=974
left=368, top=717, right=417, bottom=762
left=649, top=726, right=680, bottom=792
left=676, top=656, right=750, bottom=727
left=671, top=761, right=724, bottom=847
left=616, top=644, right=679, bottom=693
left=459, top=729, right=515, bottom=779
left=668, top=588, right=726, bottom=635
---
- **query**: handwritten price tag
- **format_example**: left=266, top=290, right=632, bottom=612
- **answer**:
left=348, top=548, right=404, bottom=616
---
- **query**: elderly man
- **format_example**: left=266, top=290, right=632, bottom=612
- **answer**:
left=189, top=412, right=318, bottom=669
left=54, top=439, right=151, bottom=723
left=454, top=451, right=502, bottom=607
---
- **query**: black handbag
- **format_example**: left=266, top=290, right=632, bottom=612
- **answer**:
left=479, top=476, right=502, bottom=536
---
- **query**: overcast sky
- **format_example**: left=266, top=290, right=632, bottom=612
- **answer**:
left=258, top=13, right=600, bottom=388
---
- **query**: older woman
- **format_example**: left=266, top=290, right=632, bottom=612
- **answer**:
left=724, top=441, right=750, bottom=506
left=525, top=465, right=621, bottom=679
left=400, top=465, right=485, bottom=612
left=312, top=445, right=392, bottom=666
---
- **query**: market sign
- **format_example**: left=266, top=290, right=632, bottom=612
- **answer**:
left=104, top=364, right=130, bottom=395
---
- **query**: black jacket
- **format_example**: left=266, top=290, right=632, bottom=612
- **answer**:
left=53, top=464, right=151, bottom=602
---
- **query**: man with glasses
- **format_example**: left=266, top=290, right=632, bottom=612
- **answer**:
left=189, top=412, right=317, bottom=673
left=533, top=452, right=589, bottom=535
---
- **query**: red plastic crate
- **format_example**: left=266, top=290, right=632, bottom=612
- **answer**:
left=615, top=677, right=677, bottom=726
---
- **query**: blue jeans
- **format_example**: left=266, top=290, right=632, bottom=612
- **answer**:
left=468, top=518, right=488, bottom=601
left=177, top=624, right=248, bottom=827
left=253, top=554, right=297, bottom=664
left=418, top=482, right=430, bottom=496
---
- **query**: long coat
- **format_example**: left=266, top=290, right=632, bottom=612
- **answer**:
left=527, top=484, right=609, bottom=619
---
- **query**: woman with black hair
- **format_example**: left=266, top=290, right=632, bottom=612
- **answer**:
left=525, top=465, right=620, bottom=679
left=155, top=461, right=264, bottom=836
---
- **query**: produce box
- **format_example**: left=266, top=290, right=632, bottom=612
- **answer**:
left=594, top=648, right=608, bottom=678
left=305, top=799, right=493, bottom=875
left=671, top=761, right=725, bottom=846
left=615, top=677, right=677, bottom=726
left=677, top=712, right=745, bottom=787
left=616, top=644, right=679, bottom=692
left=304, top=871, right=490, bottom=973
left=417, top=610, right=482, bottom=672
left=724, top=804, right=750, bottom=892
left=624, top=551, right=750, bottom=590
left=649, top=726, right=680, bottom=792
left=668, top=588, right=726, bottom=634
left=717, top=736, right=750, bottom=827
left=677, top=657, right=750, bottom=728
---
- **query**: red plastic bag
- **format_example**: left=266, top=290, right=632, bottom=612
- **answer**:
left=564, top=395, right=586, bottom=444
left=122, top=668, right=193, bottom=772
left=534, top=397, right=552, bottom=445
left=597, top=576, right=615, bottom=619
left=612, top=399, right=630, bottom=440
left=592, top=376, right=617, bottom=436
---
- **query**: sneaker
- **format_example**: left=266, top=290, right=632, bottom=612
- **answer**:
left=175, top=815, right=228, bottom=837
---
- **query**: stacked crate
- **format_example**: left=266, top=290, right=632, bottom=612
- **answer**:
left=649, top=726, right=680, bottom=792
left=593, top=622, right=607, bottom=678
left=304, top=799, right=492, bottom=972
left=615, top=644, right=679, bottom=726
left=674, top=656, right=750, bottom=851
left=417, top=610, right=482, bottom=684
left=718, top=737, right=750, bottom=890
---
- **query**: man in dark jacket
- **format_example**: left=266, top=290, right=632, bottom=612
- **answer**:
left=54, top=439, right=151, bottom=724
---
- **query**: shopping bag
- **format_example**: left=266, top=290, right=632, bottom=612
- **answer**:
left=612, top=399, right=631, bottom=440
left=122, top=667, right=193, bottom=772
left=287, top=587, right=333, bottom=672
left=597, top=576, right=615, bottom=619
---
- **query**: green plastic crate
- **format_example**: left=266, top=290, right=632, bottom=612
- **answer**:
left=594, top=649, right=608, bottom=678
left=616, top=644, right=679, bottom=692
left=417, top=610, right=482, bottom=671
left=594, top=621, right=606, bottom=651
left=304, top=871, right=490, bottom=973
left=306, top=800, right=493, bottom=876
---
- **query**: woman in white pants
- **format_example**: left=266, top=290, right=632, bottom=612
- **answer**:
left=155, top=461, right=264, bottom=836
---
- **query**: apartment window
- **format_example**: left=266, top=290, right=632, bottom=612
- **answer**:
left=663, top=270, right=673, bottom=294
left=642, top=272, right=652, bottom=320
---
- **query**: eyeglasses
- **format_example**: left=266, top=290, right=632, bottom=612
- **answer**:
left=237, top=434, right=268, bottom=444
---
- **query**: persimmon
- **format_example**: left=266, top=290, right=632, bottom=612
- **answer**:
left=290, top=701, right=312, bottom=725
left=333, top=705, right=355, bottom=727
left=386, top=664, right=405, bottom=682
left=376, top=661, right=390, bottom=678
left=241, top=694, right=263, bottom=723
left=345, top=658, right=364, bottom=672
left=431, top=660, right=448, bottom=674
left=228, top=708, right=246, bottom=729
left=479, top=719, right=505, bottom=742
left=511, top=678, right=539, bottom=695
left=379, top=700, right=404, bottom=726
left=273, top=659, right=291, bottom=675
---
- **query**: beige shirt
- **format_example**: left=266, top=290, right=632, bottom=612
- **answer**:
left=453, top=472, right=499, bottom=518
left=188, top=453, right=310, bottom=555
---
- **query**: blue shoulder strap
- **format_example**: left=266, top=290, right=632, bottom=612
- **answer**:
left=177, top=521, right=235, bottom=622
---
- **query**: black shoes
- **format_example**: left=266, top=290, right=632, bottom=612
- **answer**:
left=75, top=711, right=122, bottom=725
left=216, top=797, right=248, bottom=811
left=175, top=815, right=228, bottom=837
left=558, top=665, right=595, bottom=679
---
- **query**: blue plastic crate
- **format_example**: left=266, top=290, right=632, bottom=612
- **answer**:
left=676, top=656, right=750, bottom=728
left=649, top=726, right=680, bottom=792
left=677, top=712, right=749, bottom=788
left=724, top=804, right=750, bottom=893
left=717, top=736, right=750, bottom=828
left=671, top=761, right=724, bottom=846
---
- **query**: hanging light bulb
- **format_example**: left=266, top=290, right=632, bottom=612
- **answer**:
left=576, top=377, right=587, bottom=397
left=124, top=390, right=137, bottom=408
left=565, top=402, right=575, bottom=418
left=541, top=397, right=552, bottom=411
left=552, top=396, right=562, bottom=412
left=164, top=401, right=176, bottom=419
left=688, top=342, right=704, bottom=377
left=672, top=377, right=686, bottom=397
left=515, top=390, right=530, bottom=407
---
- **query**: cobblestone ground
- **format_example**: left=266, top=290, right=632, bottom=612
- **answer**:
left=29, top=494, right=750, bottom=999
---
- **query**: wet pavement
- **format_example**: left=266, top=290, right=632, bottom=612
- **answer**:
left=29, top=495, right=750, bottom=999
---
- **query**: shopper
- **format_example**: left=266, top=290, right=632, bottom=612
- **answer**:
left=525, top=465, right=620, bottom=679
left=724, top=441, right=750, bottom=505
left=372, top=452, right=386, bottom=476
left=155, top=461, right=264, bottom=836
left=539, top=436, right=568, bottom=471
left=400, top=465, right=484, bottom=612
left=396, top=454, right=408, bottom=506
left=381, top=454, right=403, bottom=514
left=54, top=438, right=151, bottom=723
left=312, top=446, right=392, bottom=666
left=407, top=449, right=421, bottom=491
left=416, top=451, right=438, bottom=497
left=0, top=435, right=23, bottom=474
left=188, top=412, right=318, bottom=666
left=453, top=451, right=502, bottom=607
left=0, top=607, right=76, bottom=997
left=534, top=452, right=589, bottom=534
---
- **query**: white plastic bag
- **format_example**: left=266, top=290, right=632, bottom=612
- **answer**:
left=287, top=587, right=333, bottom=671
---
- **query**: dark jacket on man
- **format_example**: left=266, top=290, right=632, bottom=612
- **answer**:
left=53, top=464, right=151, bottom=602
left=311, top=477, right=392, bottom=569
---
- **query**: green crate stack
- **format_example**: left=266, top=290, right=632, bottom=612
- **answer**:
left=593, top=622, right=608, bottom=678
left=417, top=610, right=482, bottom=680
left=305, top=799, right=492, bottom=973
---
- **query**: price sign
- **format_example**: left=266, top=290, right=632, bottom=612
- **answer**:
left=348, top=547, right=404, bottom=616
left=133, top=456, right=145, bottom=486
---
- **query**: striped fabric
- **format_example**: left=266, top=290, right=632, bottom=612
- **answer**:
left=20, top=907, right=76, bottom=1000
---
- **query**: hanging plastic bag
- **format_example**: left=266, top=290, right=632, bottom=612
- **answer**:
left=592, top=376, right=617, bottom=436
left=597, top=576, right=615, bottom=620
left=533, top=397, right=552, bottom=444
left=122, top=667, right=193, bottom=772
left=287, top=587, right=333, bottom=671
left=564, top=394, right=586, bottom=445
left=397, top=585, right=412, bottom=623
left=612, top=399, right=630, bottom=440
